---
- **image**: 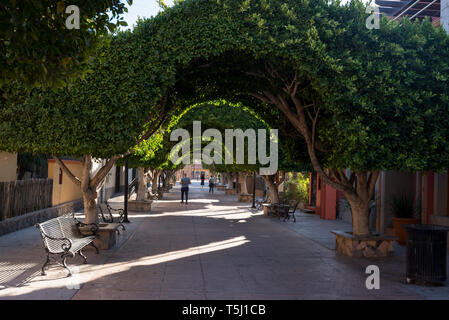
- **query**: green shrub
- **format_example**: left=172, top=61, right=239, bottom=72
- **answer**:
left=284, top=172, right=310, bottom=204
left=390, top=194, right=414, bottom=219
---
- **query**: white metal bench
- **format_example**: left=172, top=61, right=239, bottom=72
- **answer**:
left=36, top=216, right=99, bottom=277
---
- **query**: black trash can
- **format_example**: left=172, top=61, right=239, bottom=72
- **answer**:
left=404, top=224, right=449, bottom=285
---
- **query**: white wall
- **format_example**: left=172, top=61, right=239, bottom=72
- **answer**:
left=442, top=0, right=449, bottom=33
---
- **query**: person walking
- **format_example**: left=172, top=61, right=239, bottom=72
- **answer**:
left=200, top=172, right=205, bottom=189
left=180, top=173, right=191, bottom=204
left=209, top=176, right=215, bottom=193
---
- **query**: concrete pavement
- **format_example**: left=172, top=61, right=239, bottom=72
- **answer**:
left=1, top=180, right=448, bottom=299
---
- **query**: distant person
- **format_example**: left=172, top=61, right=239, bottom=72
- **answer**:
left=200, top=172, right=205, bottom=189
left=180, top=173, right=191, bottom=204
left=209, top=176, right=215, bottom=193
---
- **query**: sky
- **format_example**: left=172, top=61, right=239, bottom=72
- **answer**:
left=119, top=0, right=173, bottom=30
left=118, top=0, right=370, bottom=31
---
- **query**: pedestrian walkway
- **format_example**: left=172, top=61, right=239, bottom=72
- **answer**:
left=0, top=180, right=448, bottom=299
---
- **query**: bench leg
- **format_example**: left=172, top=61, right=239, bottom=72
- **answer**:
left=89, top=242, right=99, bottom=254
left=78, top=250, right=88, bottom=264
left=62, top=255, right=72, bottom=277
left=41, top=254, right=51, bottom=276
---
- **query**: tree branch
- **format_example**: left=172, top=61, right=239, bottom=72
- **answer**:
left=367, top=171, right=380, bottom=197
left=53, top=155, right=81, bottom=187
left=89, top=156, right=120, bottom=189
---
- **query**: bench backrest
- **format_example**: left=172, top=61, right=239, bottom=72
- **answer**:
left=38, top=217, right=80, bottom=252
left=287, top=200, right=300, bottom=213
left=98, top=204, right=113, bottom=222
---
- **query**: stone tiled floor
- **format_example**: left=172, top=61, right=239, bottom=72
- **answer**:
left=1, top=181, right=449, bottom=299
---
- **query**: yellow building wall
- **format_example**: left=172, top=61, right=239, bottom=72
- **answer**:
left=0, top=152, right=18, bottom=182
left=48, top=159, right=83, bottom=206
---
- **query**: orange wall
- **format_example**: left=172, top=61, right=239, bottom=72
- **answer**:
left=48, top=159, right=83, bottom=205
left=0, top=152, right=17, bottom=182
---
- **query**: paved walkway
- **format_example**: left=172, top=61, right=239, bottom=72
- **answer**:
left=1, top=181, right=449, bottom=299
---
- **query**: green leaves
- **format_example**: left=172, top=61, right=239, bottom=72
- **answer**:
left=2, top=0, right=449, bottom=176
left=0, top=0, right=130, bottom=89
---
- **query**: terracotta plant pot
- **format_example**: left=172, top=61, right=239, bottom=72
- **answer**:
left=392, top=217, right=420, bottom=245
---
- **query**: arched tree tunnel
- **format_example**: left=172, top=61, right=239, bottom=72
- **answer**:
left=1, top=0, right=448, bottom=237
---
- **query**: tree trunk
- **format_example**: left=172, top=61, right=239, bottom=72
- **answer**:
left=344, top=172, right=377, bottom=237
left=55, top=154, right=119, bottom=225
left=240, top=172, right=248, bottom=194
left=347, top=196, right=371, bottom=237
left=249, top=67, right=381, bottom=238
left=80, top=156, right=98, bottom=225
left=262, top=174, right=280, bottom=204
left=161, top=172, right=167, bottom=188
left=83, top=188, right=98, bottom=224
left=222, top=172, right=227, bottom=186
left=152, top=170, right=160, bottom=193
left=136, top=167, right=147, bottom=201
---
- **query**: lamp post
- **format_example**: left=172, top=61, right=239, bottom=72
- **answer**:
left=123, top=159, right=130, bottom=223
left=251, top=171, right=256, bottom=208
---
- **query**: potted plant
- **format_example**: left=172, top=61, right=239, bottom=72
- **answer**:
left=390, top=194, right=420, bottom=245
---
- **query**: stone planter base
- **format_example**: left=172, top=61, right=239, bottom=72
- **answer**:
left=262, top=204, right=273, bottom=216
left=217, top=185, right=226, bottom=191
left=331, top=230, right=397, bottom=258
left=82, top=223, right=120, bottom=250
left=238, top=193, right=254, bottom=203
left=225, top=188, right=236, bottom=195
left=128, top=200, right=152, bottom=212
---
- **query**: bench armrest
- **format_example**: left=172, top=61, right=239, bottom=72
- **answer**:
left=106, top=204, right=125, bottom=222
left=75, top=220, right=99, bottom=237
left=36, top=228, right=73, bottom=252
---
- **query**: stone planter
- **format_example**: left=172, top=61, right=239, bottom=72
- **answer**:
left=392, top=217, right=420, bottom=245
left=238, top=193, right=254, bottom=203
left=331, top=230, right=397, bottom=258
left=128, top=200, right=152, bottom=212
left=225, top=188, right=237, bottom=195
left=81, top=223, right=120, bottom=250
left=262, top=204, right=273, bottom=216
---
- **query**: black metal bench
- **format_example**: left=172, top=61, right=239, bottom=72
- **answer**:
left=36, top=216, right=99, bottom=277
left=98, top=203, right=126, bottom=233
left=271, top=200, right=300, bottom=222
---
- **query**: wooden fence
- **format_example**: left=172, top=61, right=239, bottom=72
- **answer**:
left=0, top=179, right=53, bottom=221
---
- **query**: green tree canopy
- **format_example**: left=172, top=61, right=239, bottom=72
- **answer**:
left=2, top=0, right=448, bottom=235
left=1, top=0, right=132, bottom=88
